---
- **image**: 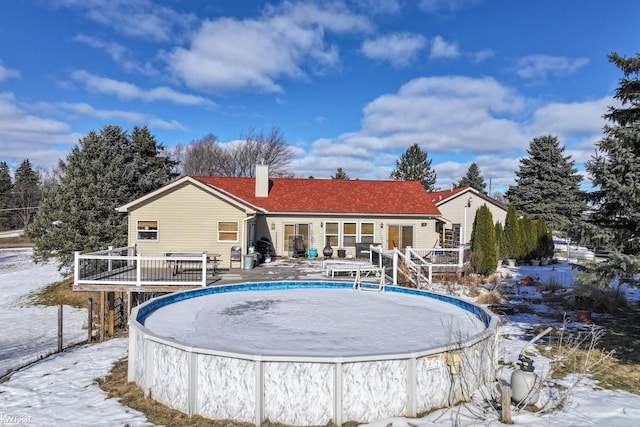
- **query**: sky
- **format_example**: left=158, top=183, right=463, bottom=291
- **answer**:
left=0, top=0, right=638, bottom=193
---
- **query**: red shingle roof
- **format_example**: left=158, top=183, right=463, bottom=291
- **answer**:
left=430, top=187, right=468, bottom=204
left=193, top=176, right=441, bottom=215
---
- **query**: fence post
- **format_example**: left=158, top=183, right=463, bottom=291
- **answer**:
left=202, top=252, right=208, bottom=287
left=107, top=245, right=114, bottom=272
left=58, top=304, right=63, bottom=352
left=392, top=249, right=398, bottom=285
left=74, top=251, right=80, bottom=287
left=88, top=297, right=93, bottom=343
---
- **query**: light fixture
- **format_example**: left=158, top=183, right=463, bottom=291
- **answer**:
left=320, top=222, right=324, bottom=228
left=380, top=222, right=384, bottom=228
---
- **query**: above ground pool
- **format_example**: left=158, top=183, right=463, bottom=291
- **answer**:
left=128, top=281, right=497, bottom=426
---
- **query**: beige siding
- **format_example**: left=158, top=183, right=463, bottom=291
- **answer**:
left=437, top=191, right=507, bottom=245
left=127, top=181, right=249, bottom=268
left=255, top=215, right=439, bottom=257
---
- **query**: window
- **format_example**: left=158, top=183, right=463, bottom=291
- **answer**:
left=342, top=222, right=357, bottom=247
left=325, top=222, right=339, bottom=247
left=360, top=222, right=375, bottom=243
left=137, top=220, right=158, bottom=241
left=218, top=221, right=239, bottom=242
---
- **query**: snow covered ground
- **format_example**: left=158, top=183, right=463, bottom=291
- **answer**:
left=1, top=249, right=639, bottom=426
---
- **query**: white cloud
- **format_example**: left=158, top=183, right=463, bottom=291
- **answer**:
left=0, top=92, right=77, bottom=168
left=297, top=75, right=609, bottom=187
left=0, top=61, right=20, bottom=81
left=348, top=75, right=528, bottom=153
left=471, top=48, right=494, bottom=63
left=515, top=55, right=590, bottom=80
left=70, top=70, right=214, bottom=106
left=49, top=0, right=197, bottom=42
left=352, top=0, right=402, bottom=14
left=361, top=33, right=427, bottom=67
left=430, top=36, right=460, bottom=59
left=418, top=0, right=478, bottom=13
left=55, top=102, right=186, bottom=131
left=528, top=97, right=610, bottom=138
left=73, top=34, right=156, bottom=75
left=165, top=3, right=371, bottom=93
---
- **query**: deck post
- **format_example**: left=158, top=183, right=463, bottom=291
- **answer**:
left=74, top=251, right=80, bottom=287
left=108, top=292, right=115, bottom=336
left=136, top=253, right=142, bottom=286
left=87, top=297, right=93, bottom=342
left=99, top=291, right=105, bottom=342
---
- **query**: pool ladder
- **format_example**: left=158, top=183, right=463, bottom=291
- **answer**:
left=353, top=267, right=385, bottom=292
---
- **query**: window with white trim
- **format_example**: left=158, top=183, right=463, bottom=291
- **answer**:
left=137, top=220, right=158, bottom=241
left=360, top=222, right=375, bottom=243
left=325, top=222, right=339, bottom=247
left=218, top=221, right=239, bottom=242
left=342, top=222, right=357, bottom=247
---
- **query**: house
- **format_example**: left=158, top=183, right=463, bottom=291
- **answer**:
left=430, top=187, right=508, bottom=247
left=116, top=165, right=508, bottom=268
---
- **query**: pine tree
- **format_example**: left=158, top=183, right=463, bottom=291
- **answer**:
left=470, top=204, right=497, bottom=275
left=520, top=214, right=537, bottom=259
left=495, top=221, right=506, bottom=261
left=11, top=159, right=41, bottom=229
left=331, top=167, right=350, bottom=180
left=0, top=162, right=12, bottom=230
left=458, top=163, right=487, bottom=194
left=503, top=204, right=522, bottom=260
left=506, top=135, right=585, bottom=232
left=389, top=143, right=437, bottom=191
left=583, top=53, right=640, bottom=288
left=27, top=125, right=176, bottom=272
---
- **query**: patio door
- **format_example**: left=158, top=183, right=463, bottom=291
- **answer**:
left=284, top=223, right=309, bottom=255
left=387, top=225, right=413, bottom=250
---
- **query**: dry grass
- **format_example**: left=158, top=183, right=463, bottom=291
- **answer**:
left=0, top=235, right=30, bottom=244
left=539, top=345, right=640, bottom=394
left=476, top=289, right=503, bottom=305
left=29, top=277, right=90, bottom=309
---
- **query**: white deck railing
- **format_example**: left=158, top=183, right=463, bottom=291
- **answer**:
left=74, top=245, right=210, bottom=288
left=370, top=245, right=469, bottom=288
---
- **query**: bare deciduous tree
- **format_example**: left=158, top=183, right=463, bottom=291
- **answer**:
left=179, top=127, right=294, bottom=177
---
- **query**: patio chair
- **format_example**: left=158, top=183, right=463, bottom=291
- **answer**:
left=230, top=246, right=242, bottom=268
left=292, top=236, right=307, bottom=258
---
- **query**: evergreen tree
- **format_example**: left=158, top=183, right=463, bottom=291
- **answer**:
left=506, top=135, right=585, bottom=232
left=520, top=214, right=537, bottom=259
left=470, top=204, right=497, bottom=275
left=28, top=125, right=175, bottom=272
left=331, top=167, right=350, bottom=180
left=0, top=161, right=12, bottom=230
left=583, top=53, right=640, bottom=288
left=11, top=159, right=41, bottom=229
left=389, top=143, right=437, bottom=191
left=458, top=163, right=487, bottom=194
left=495, top=221, right=506, bottom=261
left=503, top=204, right=522, bottom=260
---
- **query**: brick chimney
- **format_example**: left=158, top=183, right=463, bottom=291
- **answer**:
left=255, top=164, right=269, bottom=197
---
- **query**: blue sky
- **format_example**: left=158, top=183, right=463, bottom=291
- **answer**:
left=0, top=0, right=637, bottom=193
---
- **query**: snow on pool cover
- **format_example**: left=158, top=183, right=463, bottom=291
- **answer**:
left=141, top=282, right=488, bottom=357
